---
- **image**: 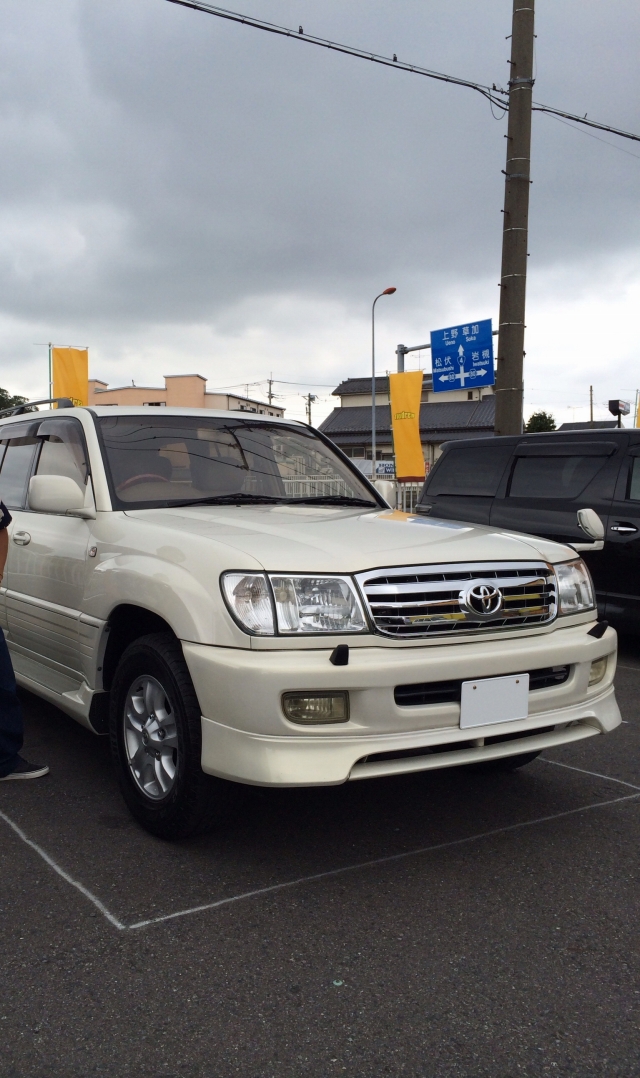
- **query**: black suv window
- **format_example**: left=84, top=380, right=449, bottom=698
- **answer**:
left=424, top=445, right=512, bottom=498
left=627, top=457, right=640, bottom=501
left=509, top=454, right=611, bottom=500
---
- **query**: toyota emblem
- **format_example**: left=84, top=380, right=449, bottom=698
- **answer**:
left=461, top=582, right=503, bottom=618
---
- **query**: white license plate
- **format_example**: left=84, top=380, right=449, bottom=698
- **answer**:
left=460, top=673, right=530, bottom=730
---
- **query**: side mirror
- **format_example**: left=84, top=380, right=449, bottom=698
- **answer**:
left=28, top=475, right=95, bottom=519
left=577, top=508, right=605, bottom=541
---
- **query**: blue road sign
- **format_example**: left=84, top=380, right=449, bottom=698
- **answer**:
left=430, top=318, right=495, bottom=394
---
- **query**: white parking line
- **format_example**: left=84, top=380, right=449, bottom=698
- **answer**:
left=127, top=791, right=640, bottom=931
left=2, top=779, right=639, bottom=933
left=540, top=758, right=640, bottom=791
left=0, top=809, right=126, bottom=930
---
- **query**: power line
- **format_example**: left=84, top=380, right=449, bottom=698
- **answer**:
left=164, top=0, right=508, bottom=108
left=544, top=112, right=640, bottom=161
left=531, top=101, right=640, bottom=145
left=271, top=379, right=337, bottom=388
left=164, top=0, right=640, bottom=145
left=205, top=378, right=338, bottom=391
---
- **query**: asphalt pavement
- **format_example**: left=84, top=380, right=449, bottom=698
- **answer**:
left=1, top=644, right=639, bottom=1078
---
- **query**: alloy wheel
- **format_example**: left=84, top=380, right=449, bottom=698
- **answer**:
left=123, top=675, right=178, bottom=800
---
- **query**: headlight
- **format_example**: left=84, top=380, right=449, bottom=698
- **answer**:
left=221, top=573, right=274, bottom=634
left=555, top=559, right=594, bottom=615
left=270, top=575, right=366, bottom=634
left=221, top=572, right=367, bottom=635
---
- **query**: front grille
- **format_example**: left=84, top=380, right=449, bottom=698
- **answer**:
left=394, top=665, right=570, bottom=707
left=357, top=561, right=557, bottom=638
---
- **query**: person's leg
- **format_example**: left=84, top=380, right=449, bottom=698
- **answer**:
left=0, top=627, right=24, bottom=777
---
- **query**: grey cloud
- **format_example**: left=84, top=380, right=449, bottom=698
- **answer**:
left=0, top=0, right=639, bottom=336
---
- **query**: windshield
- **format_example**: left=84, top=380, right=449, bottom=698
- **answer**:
left=98, top=415, right=378, bottom=509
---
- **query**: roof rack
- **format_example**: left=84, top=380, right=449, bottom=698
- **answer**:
left=0, top=397, right=75, bottom=419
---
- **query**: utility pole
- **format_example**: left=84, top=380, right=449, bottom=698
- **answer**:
left=589, top=385, right=594, bottom=427
left=267, top=373, right=274, bottom=406
left=494, top=0, right=535, bottom=436
left=304, top=392, right=317, bottom=425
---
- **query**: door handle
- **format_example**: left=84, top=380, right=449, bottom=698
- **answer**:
left=610, top=523, right=638, bottom=534
left=12, top=530, right=31, bottom=546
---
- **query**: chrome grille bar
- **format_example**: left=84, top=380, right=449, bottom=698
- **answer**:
left=356, top=561, right=557, bottom=638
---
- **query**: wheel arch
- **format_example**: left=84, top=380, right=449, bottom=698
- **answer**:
left=102, top=604, right=177, bottom=691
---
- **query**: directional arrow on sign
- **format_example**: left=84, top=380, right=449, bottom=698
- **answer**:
left=438, top=368, right=487, bottom=383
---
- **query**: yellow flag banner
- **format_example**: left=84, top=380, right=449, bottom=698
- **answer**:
left=52, top=347, right=88, bottom=407
left=389, top=370, right=425, bottom=481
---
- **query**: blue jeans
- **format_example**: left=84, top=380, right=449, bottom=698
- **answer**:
left=0, top=627, right=23, bottom=776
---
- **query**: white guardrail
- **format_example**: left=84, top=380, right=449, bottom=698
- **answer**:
left=281, top=475, right=424, bottom=512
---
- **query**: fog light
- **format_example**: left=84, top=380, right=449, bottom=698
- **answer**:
left=589, top=657, right=607, bottom=686
left=282, top=692, right=349, bottom=725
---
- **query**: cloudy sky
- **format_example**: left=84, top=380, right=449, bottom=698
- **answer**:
left=1, top=0, right=639, bottom=424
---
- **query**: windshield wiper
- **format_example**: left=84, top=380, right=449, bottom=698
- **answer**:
left=171, top=493, right=287, bottom=507
left=169, top=493, right=379, bottom=509
left=289, top=496, right=378, bottom=507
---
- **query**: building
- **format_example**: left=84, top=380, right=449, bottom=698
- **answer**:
left=319, top=374, right=495, bottom=475
left=88, top=373, right=284, bottom=417
left=557, top=420, right=620, bottom=431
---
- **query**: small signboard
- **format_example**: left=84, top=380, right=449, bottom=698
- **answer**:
left=376, top=460, right=396, bottom=476
left=430, top=319, right=495, bottom=394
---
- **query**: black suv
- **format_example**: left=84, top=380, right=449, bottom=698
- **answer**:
left=417, top=428, right=640, bottom=632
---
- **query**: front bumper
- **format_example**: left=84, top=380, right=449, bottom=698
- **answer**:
left=182, top=623, right=620, bottom=787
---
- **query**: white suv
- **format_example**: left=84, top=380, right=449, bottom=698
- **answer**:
left=0, top=406, right=620, bottom=838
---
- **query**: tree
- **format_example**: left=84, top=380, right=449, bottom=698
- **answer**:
left=525, top=410, right=556, bottom=433
left=0, top=388, right=37, bottom=411
left=0, top=387, right=28, bottom=412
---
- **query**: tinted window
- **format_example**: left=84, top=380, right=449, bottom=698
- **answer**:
left=0, top=432, right=38, bottom=508
left=628, top=458, right=640, bottom=501
left=424, top=446, right=512, bottom=498
left=35, top=419, right=88, bottom=491
left=509, top=455, right=607, bottom=499
left=98, top=415, right=376, bottom=509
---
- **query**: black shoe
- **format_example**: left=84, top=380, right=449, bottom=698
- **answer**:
left=0, top=756, right=49, bottom=780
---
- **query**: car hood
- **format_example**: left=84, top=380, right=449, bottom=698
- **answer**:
left=124, top=505, right=575, bottom=573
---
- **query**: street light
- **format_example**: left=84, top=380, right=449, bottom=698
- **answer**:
left=371, top=287, right=396, bottom=481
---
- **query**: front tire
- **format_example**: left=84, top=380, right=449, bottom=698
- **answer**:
left=109, top=632, right=229, bottom=839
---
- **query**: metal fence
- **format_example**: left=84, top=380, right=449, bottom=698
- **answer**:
left=279, top=474, right=424, bottom=511
left=395, top=483, right=423, bottom=512
left=281, top=475, right=350, bottom=498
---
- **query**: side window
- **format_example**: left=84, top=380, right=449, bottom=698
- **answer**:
left=35, top=420, right=88, bottom=491
left=0, top=425, right=39, bottom=508
left=423, top=446, right=512, bottom=498
left=508, top=455, right=609, bottom=500
left=628, top=458, right=640, bottom=501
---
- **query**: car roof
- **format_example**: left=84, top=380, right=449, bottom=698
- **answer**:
left=439, top=428, right=636, bottom=451
left=0, top=406, right=304, bottom=429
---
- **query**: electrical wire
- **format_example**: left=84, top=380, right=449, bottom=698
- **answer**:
left=544, top=113, right=640, bottom=161
left=531, top=101, right=640, bottom=144
left=205, top=379, right=339, bottom=392
left=164, top=0, right=640, bottom=145
left=164, top=0, right=509, bottom=111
